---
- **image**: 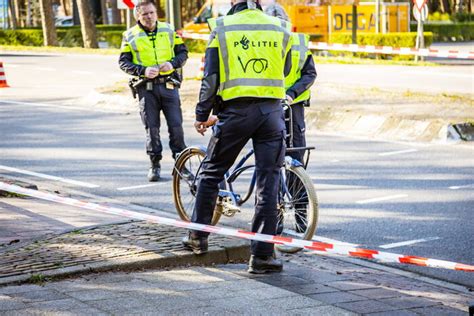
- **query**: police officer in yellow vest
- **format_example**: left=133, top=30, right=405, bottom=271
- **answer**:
left=119, top=0, right=188, bottom=181
left=182, top=0, right=292, bottom=274
left=265, top=3, right=317, bottom=164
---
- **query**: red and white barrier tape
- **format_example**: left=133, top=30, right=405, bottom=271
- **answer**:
left=180, top=31, right=474, bottom=60
left=308, top=42, right=474, bottom=59
left=1, top=181, right=472, bottom=272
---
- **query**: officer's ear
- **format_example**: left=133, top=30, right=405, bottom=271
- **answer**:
left=133, top=7, right=139, bottom=19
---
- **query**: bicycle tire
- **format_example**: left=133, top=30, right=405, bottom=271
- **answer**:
left=276, top=165, right=319, bottom=253
left=172, top=147, right=222, bottom=225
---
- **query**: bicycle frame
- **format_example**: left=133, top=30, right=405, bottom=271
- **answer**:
left=176, top=102, right=315, bottom=212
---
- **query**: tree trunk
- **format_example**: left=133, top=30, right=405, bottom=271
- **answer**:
left=76, top=0, right=98, bottom=48
left=110, top=0, right=121, bottom=24
left=8, top=0, right=18, bottom=29
left=59, top=0, right=69, bottom=16
left=100, top=0, right=108, bottom=24
left=39, top=0, right=58, bottom=46
left=13, top=0, right=22, bottom=27
left=26, top=0, right=32, bottom=27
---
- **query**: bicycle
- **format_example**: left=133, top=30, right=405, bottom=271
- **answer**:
left=172, top=102, right=319, bottom=253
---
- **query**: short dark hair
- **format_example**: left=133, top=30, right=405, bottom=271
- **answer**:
left=135, top=0, right=156, bottom=14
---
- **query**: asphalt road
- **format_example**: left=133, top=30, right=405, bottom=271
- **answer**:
left=0, top=52, right=473, bottom=287
left=0, top=52, right=473, bottom=101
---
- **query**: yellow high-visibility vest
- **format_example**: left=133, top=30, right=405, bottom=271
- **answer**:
left=121, top=22, right=183, bottom=76
left=208, top=9, right=292, bottom=101
left=285, top=33, right=311, bottom=103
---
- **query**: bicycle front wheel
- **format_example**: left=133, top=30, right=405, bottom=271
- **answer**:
left=172, top=147, right=222, bottom=225
left=276, top=165, right=319, bottom=253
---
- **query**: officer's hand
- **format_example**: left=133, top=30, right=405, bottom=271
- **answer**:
left=205, top=115, right=218, bottom=127
left=194, top=121, right=208, bottom=136
left=286, top=95, right=294, bottom=105
left=159, top=62, right=174, bottom=73
left=145, top=67, right=159, bottom=79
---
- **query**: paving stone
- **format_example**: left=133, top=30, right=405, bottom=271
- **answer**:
left=378, top=296, right=440, bottom=309
left=8, top=289, right=67, bottom=303
left=203, top=296, right=281, bottom=314
left=88, top=294, right=208, bottom=313
left=136, top=268, right=227, bottom=284
left=349, top=288, right=403, bottom=299
left=366, top=310, right=419, bottom=316
left=257, top=275, right=312, bottom=287
left=409, top=305, right=467, bottom=315
left=62, top=308, right=110, bottom=316
left=86, top=296, right=158, bottom=313
left=254, top=293, right=325, bottom=310
left=25, top=298, right=89, bottom=312
left=288, top=305, right=357, bottom=316
left=289, top=270, right=349, bottom=283
left=159, top=306, right=240, bottom=315
left=186, top=286, right=249, bottom=300
left=335, top=300, right=401, bottom=314
left=213, top=279, right=269, bottom=291
left=64, top=289, right=130, bottom=301
left=0, top=308, right=109, bottom=316
left=0, top=285, right=45, bottom=295
left=282, top=283, right=339, bottom=295
left=0, top=295, right=27, bottom=311
left=235, top=286, right=299, bottom=300
left=308, top=291, right=368, bottom=304
left=328, top=281, right=378, bottom=291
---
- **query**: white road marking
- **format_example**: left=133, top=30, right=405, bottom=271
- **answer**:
left=378, top=149, right=418, bottom=156
left=449, top=184, right=474, bottom=190
left=0, top=100, right=117, bottom=113
left=117, top=183, right=166, bottom=191
left=379, top=237, right=441, bottom=249
left=72, top=70, right=93, bottom=75
left=0, top=165, right=99, bottom=188
left=356, top=194, right=408, bottom=204
left=330, top=159, right=340, bottom=163
left=3, top=63, right=19, bottom=68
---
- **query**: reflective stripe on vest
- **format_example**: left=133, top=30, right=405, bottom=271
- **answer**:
left=292, top=33, right=308, bottom=70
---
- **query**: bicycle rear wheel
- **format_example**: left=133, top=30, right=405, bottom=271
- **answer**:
left=276, top=165, right=318, bottom=253
left=172, top=147, right=222, bottom=225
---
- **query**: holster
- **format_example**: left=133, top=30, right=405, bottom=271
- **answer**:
left=128, top=78, right=146, bottom=99
left=169, top=69, right=183, bottom=89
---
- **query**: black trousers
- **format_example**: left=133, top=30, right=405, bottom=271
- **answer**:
left=286, top=102, right=306, bottom=163
left=137, top=83, right=186, bottom=160
left=191, top=99, right=286, bottom=257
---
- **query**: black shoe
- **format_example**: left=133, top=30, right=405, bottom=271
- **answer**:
left=182, top=233, right=208, bottom=255
left=248, top=255, right=283, bottom=274
left=147, top=167, right=160, bottom=182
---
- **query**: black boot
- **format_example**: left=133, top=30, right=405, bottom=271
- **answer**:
left=182, top=232, right=208, bottom=255
left=148, top=156, right=161, bottom=182
left=248, top=255, right=283, bottom=274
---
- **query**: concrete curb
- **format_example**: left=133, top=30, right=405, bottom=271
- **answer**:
left=306, top=110, right=474, bottom=143
left=0, top=178, right=37, bottom=197
left=0, top=243, right=250, bottom=287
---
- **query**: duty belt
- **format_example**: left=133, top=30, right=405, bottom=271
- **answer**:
left=149, top=76, right=171, bottom=84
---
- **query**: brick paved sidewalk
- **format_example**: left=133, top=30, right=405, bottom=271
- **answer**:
left=0, top=221, right=249, bottom=286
